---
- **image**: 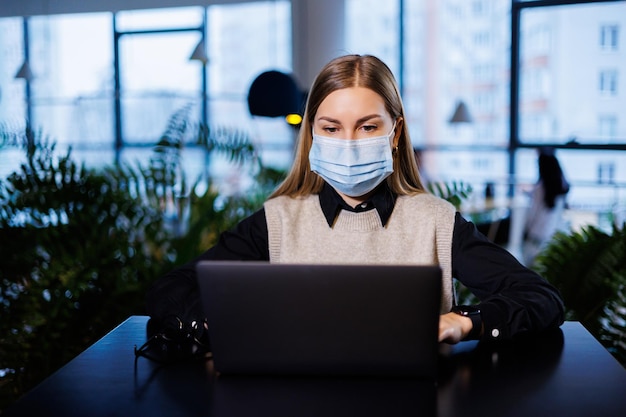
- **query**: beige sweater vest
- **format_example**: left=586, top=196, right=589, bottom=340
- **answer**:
left=264, top=193, right=456, bottom=312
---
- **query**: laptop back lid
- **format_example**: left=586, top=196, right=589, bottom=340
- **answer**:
left=196, top=261, right=441, bottom=378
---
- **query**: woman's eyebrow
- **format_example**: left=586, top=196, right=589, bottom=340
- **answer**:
left=316, top=116, right=341, bottom=124
left=316, top=114, right=384, bottom=125
left=355, top=114, right=384, bottom=125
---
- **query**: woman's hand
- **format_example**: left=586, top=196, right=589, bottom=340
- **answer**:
left=438, top=312, right=474, bottom=344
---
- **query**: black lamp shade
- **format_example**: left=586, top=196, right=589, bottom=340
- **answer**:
left=247, top=70, right=304, bottom=118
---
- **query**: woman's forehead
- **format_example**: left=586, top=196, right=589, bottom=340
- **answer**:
left=315, top=87, right=388, bottom=122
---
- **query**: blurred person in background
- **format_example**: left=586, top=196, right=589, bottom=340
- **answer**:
left=523, top=147, right=570, bottom=267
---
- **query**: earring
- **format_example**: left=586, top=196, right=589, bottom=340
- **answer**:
left=392, top=145, right=399, bottom=156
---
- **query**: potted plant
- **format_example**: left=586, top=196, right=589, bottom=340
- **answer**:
left=532, top=223, right=626, bottom=366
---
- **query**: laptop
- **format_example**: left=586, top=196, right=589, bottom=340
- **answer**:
left=196, top=261, right=442, bottom=378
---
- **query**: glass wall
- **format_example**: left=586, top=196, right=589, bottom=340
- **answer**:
left=347, top=0, right=512, bottom=193
left=514, top=0, right=626, bottom=232
left=0, top=17, right=26, bottom=180
left=345, top=0, right=400, bottom=76
left=0, top=1, right=292, bottom=194
left=0, top=18, right=26, bottom=131
left=28, top=13, right=114, bottom=148
left=115, top=7, right=203, bottom=145
left=518, top=2, right=626, bottom=145
left=207, top=1, right=293, bottom=173
left=345, top=0, right=626, bottom=231
left=2, top=0, right=625, bottom=218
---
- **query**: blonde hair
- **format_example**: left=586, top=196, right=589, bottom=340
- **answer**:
left=270, top=54, right=425, bottom=198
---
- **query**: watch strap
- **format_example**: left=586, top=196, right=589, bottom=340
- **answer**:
left=451, top=305, right=482, bottom=340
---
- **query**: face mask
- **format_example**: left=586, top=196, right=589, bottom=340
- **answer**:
left=309, top=125, right=396, bottom=197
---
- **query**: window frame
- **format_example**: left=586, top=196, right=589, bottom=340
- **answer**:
left=509, top=0, right=626, bottom=195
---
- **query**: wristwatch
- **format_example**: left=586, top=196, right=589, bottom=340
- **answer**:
left=451, top=305, right=482, bottom=340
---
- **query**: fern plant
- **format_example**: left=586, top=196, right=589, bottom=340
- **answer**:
left=533, top=224, right=626, bottom=366
left=0, top=110, right=274, bottom=410
left=426, top=180, right=473, bottom=210
left=0, top=140, right=176, bottom=409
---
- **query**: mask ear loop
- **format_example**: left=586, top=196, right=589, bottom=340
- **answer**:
left=390, top=120, right=401, bottom=157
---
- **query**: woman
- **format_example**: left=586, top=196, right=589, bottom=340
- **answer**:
left=523, top=147, right=570, bottom=266
left=146, top=55, right=563, bottom=346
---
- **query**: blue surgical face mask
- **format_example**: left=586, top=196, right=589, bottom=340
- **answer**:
left=309, top=125, right=396, bottom=197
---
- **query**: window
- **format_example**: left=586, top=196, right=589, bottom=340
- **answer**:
left=518, top=2, right=626, bottom=145
left=0, top=1, right=292, bottom=190
left=0, top=17, right=26, bottom=133
left=27, top=13, right=114, bottom=148
left=514, top=0, right=626, bottom=227
left=3, top=0, right=626, bottom=210
left=402, top=0, right=511, bottom=187
left=473, top=0, right=487, bottom=16
left=345, top=0, right=399, bottom=77
left=473, top=31, right=491, bottom=48
left=342, top=0, right=626, bottom=216
left=599, top=114, right=617, bottom=140
left=346, top=0, right=512, bottom=189
left=115, top=7, right=204, bottom=145
left=600, top=24, right=619, bottom=50
left=473, top=64, right=495, bottom=81
left=599, top=69, right=618, bottom=95
left=207, top=1, right=293, bottom=175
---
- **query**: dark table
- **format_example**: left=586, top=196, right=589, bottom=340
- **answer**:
left=4, top=316, right=626, bottom=417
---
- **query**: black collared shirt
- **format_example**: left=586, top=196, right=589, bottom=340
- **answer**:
left=151, top=183, right=564, bottom=342
left=318, top=182, right=396, bottom=227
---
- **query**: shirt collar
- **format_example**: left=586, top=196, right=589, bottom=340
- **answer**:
left=318, top=182, right=397, bottom=227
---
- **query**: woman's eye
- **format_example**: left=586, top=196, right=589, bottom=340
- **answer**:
left=323, top=126, right=339, bottom=134
left=362, top=125, right=377, bottom=133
